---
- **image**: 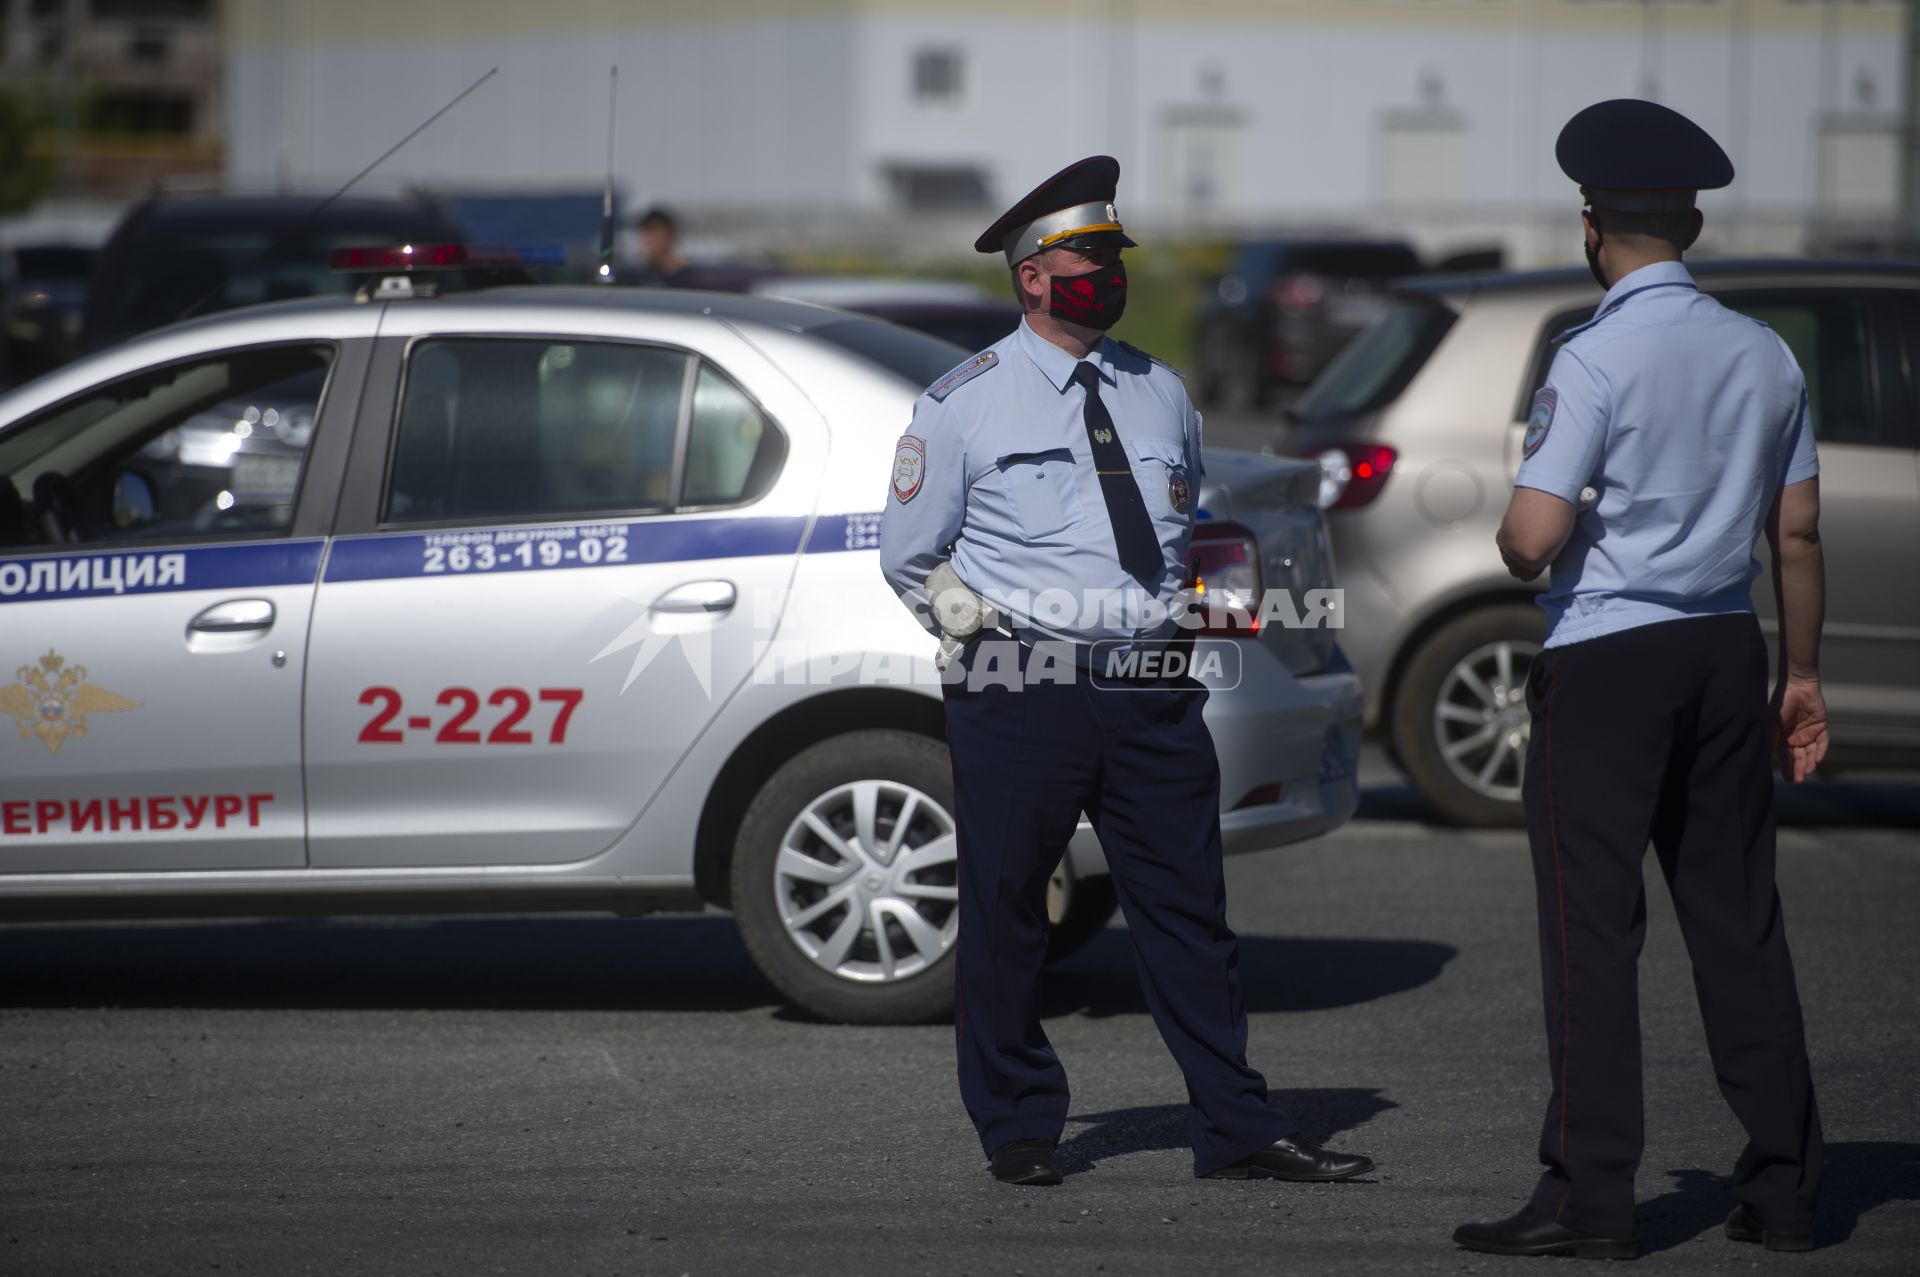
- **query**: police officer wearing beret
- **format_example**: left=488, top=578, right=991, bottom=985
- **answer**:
left=1454, top=101, right=1826, bottom=1259
left=879, top=157, right=1374, bottom=1189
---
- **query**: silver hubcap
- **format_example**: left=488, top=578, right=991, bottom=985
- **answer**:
left=774, top=779, right=958, bottom=983
left=1433, top=639, right=1539, bottom=803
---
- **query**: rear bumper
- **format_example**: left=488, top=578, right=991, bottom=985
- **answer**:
left=1066, top=651, right=1364, bottom=876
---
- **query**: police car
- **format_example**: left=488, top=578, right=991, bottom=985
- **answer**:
left=0, top=254, right=1362, bottom=1024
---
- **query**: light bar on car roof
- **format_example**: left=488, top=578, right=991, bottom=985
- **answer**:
left=328, top=243, right=566, bottom=271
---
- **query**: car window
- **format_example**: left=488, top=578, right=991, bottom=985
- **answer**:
left=1890, top=290, right=1920, bottom=445
left=809, top=317, right=971, bottom=389
left=97, top=229, right=416, bottom=339
left=386, top=338, right=689, bottom=525
left=684, top=361, right=787, bottom=506
left=0, top=344, right=331, bottom=550
left=1291, top=299, right=1456, bottom=422
left=1715, top=293, right=1881, bottom=447
left=1517, top=305, right=1597, bottom=421
left=872, top=312, right=1020, bottom=355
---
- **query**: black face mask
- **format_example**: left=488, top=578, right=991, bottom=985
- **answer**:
left=1583, top=216, right=1608, bottom=290
left=1046, top=260, right=1128, bottom=330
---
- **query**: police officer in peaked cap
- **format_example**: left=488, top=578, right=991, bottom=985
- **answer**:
left=879, top=157, right=1375, bottom=1188
left=1454, top=100, right=1827, bottom=1259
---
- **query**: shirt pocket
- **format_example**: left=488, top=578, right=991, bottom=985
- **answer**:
left=995, top=448, right=1082, bottom=542
left=1127, top=436, right=1189, bottom=525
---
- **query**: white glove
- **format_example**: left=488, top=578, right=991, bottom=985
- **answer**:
left=934, top=635, right=965, bottom=672
left=926, top=561, right=1000, bottom=640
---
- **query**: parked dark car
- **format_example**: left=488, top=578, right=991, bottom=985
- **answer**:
left=1192, top=237, right=1423, bottom=409
left=79, top=194, right=488, bottom=354
left=1, top=243, right=98, bottom=385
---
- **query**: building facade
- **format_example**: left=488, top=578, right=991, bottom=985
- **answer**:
left=2, top=0, right=222, bottom=197
left=220, top=0, right=1907, bottom=263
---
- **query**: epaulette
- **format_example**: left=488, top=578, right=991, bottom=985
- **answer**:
left=1115, top=339, right=1184, bottom=378
left=926, top=350, right=999, bottom=402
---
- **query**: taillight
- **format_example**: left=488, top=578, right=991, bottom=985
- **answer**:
left=1316, top=443, right=1397, bottom=510
left=1186, top=521, right=1262, bottom=635
left=1272, top=276, right=1324, bottom=310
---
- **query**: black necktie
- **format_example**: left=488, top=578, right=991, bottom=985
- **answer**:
left=1071, top=362, right=1163, bottom=587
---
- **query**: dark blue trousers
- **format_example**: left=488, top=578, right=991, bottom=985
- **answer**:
left=1522, top=615, right=1821, bottom=1238
left=942, top=637, right=1296, bottom=1177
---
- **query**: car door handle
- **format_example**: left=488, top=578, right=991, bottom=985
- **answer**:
left=188, top=598, right=276, bottom=633
left=649, top=580, right=737, bottom=614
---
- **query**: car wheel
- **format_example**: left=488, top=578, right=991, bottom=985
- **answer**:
left=1044, top=867, right=1119, bottom=965
left=1392, top=605, right=1546, bottom=827
left=731, top=730, right=960, bottom=1024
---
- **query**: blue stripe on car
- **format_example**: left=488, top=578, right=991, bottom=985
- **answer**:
left=0, top=511, right=888, bottom=602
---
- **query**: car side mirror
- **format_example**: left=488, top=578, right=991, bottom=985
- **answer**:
left=112, top=468, right=157, bottom=530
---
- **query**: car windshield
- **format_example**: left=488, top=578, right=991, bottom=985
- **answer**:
left=1291, top=298, right=1455, bottom=422
left=810, top=317, right=971, bottom=388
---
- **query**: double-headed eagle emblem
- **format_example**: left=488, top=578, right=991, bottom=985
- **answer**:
left=0, top=650, right=141, bottom=754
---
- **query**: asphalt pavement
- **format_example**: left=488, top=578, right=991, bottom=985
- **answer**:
left=2, top=753, right=1916, bottom=1276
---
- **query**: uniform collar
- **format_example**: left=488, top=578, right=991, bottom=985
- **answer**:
left=1596, top=259, right=1697, bottom=316
left=1016, top=316, right=1118, bottom=393
left=1553, top=260, right=1698, bottom=346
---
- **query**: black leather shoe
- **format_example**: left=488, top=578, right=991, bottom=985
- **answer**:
left=989, top=1139, right=1061, bottom=1186
left=1453, top=1207, right=1636, bottom=1259
left=1204, top=1136, right=1374, bottom=1182
left=1726, top=1204, right=1813, bottom=1252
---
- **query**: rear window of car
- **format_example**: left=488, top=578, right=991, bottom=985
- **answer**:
left=1517, top=305, right=1597, bottom=420
left=86, top=205, right=470, bottom=343
left=1291, top=298, right=1456, bottom=421
left=383, top=337, right=787, bottom=526
left=809, top=318, right=972, bottom=389
left=94, top=225, right=443, bottom=338
left=867, top=310, right=1020, bottom=355
left=1290, top=244, right=1423, bottom=279
left=13, top=247, right=95, bottom=279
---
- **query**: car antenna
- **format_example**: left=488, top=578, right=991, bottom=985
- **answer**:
left=171, top=66, right=501, bottom=324
left=597, top=66, right=618, bottom=284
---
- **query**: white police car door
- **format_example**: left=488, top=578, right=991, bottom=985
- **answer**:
left=302, top=321, right=822, bottom=868
left=0, top=337, right=369, bottom=873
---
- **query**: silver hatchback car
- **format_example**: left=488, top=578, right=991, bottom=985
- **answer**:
left=1277, top=259, right=1920, bottom=826
left=0, top=282, right=1363, bottom=1022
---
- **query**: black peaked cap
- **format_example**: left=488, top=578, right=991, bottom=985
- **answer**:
left=1555, top=98, right=1733, bottom=192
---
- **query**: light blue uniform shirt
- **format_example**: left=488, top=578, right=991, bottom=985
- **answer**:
left=1516, top=261, right=1819, bottom=649
left=879, top=318, right=1202, bottom=653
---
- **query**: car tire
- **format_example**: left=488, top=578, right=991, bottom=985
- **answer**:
left=1392, top=605, right=1547, bottom=828
left=1044, top=870, right=1119, bottom=965
left=731, top=730, right=960, bottom=1025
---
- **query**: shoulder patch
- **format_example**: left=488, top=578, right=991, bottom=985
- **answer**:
left=1115, top=339, right=1184, bottom=378
left=925, top=350, right=998, bottom=402
left=891, top=435, right=926, bottom=502
left=1523, top=387, right=1557, bottom=458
